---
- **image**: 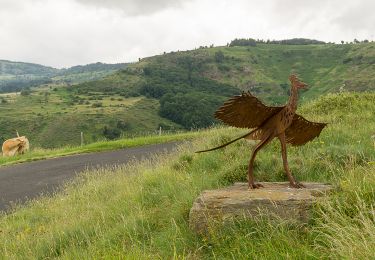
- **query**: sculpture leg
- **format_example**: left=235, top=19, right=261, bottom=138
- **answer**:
left=248, top=136, right=271, bottom=189
left=278, top=133, right=305, bottom=188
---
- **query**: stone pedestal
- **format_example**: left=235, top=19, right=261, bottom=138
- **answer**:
left=189, top=182, right=332, bottom=234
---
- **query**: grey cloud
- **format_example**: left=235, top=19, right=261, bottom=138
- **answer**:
left=74, top=0, right=191, bottom=16
left=1, top=0, right=374, bottom=68
left=0, top=0, right=23, bottom=13
left=332, top=1, right=375, bottom=33
left=271, top=0, right=342, bottom=23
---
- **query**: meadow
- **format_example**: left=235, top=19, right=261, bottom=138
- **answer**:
left=0, top=92, right=374, bottom=258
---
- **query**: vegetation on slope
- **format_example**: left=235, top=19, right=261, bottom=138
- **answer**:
left=0, top=87, right=180, bottom=148
left=0, top=92, right=374, bottom=258
left=1, top=41, right=374, bottom=147
left=75, top=41, right=375, bottom=129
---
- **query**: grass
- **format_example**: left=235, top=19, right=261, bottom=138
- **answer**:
left=0, top=92, right=374, bottom=258
left=0, top=131, right=199, bottom=166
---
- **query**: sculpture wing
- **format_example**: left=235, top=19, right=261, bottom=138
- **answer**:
left=214, top=92, right=284, bottom=128
left=285, top=114, right=327, bottom=146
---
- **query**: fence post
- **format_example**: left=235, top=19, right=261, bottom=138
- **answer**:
left=159, top=126, right=162, bottom=136
left=81, top=132, right=84, bottom=146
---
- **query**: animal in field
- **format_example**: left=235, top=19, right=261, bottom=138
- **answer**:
left=2, top=132, right=30, bottom=157
left=197, top=74, right=327, bottom=189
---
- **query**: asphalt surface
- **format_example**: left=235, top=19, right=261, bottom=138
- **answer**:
left=0, top=142, right=180, bottom=212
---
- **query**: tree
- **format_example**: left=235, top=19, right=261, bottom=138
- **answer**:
left=92, top=102, right=102, bottom=108
left=229, top=38, right=257, bottom=47
left=44, top=92, right=49, bottom=103
left=117, top=120, right=131, bottom=130
left=103, top=126, right=121, bottom=140
left=159, top=92, right=225, bottom=128
left=20, top=88, right=31, bottom=96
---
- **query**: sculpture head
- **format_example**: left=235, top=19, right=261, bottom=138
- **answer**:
left=289, top=74, right=308, bottom=89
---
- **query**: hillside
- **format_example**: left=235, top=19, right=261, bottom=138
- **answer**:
left=0, top=41, right=374, bottom=148
left=0, top=87, right=179, bottom=148
left=0, top=92, right=374, bottom=258
left=74, top=41, right=375, bottom=127
left=0, top=60, right=127, bottom=92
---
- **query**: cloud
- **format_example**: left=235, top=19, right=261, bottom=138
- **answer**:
left=74, top=0, right=190, bottom=16
left=0, top=0, right=373, bottom=68
left=333, top=0, right=375, bottom=36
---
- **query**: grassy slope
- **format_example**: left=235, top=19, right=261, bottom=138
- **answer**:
left=91, top=42, right=375, bottom=104
left=0, top=87, right=180, bottom=148
left=0, top=92, right=374, bottom=258
left=203, top=43, right=375, bottom=99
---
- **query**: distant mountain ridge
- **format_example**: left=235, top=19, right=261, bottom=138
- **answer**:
left=0, top=60, right=127, bottom=92
left=0, top=59, right=57, bottom=76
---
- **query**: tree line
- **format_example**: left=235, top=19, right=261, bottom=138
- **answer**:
left=229, top=38, right=326, bottom=47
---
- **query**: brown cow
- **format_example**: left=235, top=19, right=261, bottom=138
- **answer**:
left=2, top=135, right=30, bottom=157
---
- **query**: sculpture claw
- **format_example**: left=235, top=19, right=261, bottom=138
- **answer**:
left=248, top=183, right=264, bottom=189
left=289, top=182, right=305, bottom=188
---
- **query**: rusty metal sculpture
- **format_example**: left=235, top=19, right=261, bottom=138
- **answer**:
left=197, top=74, right=326, bottom=189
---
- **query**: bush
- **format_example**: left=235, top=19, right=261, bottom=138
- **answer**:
left=20, top=88, right=31, bottom=96
left=92, top=102, right=103, bottom=108
left=102, top=125, right=121, bottom=140
left=117, top=120, right=131, bottom=130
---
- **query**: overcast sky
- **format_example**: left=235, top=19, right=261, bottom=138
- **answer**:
left=0, top=0, right=374, bottom=68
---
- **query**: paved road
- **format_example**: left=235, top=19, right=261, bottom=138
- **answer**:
left=0, top=142, right=180, bottom=212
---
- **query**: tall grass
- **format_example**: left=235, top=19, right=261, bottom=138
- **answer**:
left=0, top=92, right=374, bottom=258
left=310, top=163, right=375, bottom=259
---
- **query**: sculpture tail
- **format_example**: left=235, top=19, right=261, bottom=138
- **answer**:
left=195, top=128, right=257, bottom=153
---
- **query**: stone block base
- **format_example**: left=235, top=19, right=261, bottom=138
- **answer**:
left=189, top=182, right=332, bottom=234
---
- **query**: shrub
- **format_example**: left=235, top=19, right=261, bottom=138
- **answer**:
left=92, top=102, right=103, bottom=108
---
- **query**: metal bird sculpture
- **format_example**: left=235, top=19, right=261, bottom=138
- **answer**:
left=197, top=74, right=327, bottom=189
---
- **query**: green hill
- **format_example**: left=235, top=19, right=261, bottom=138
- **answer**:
left=74, top=41, right=375, bottom=126
left=0, top=41, right=374, bottom=148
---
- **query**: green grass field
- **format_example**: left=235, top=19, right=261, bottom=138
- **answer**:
left=0, top=92, right=374, bottom=258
